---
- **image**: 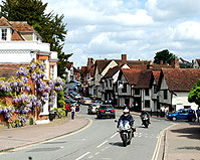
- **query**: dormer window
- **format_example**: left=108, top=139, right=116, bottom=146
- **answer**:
left=2, top=29, right=7, bottom=40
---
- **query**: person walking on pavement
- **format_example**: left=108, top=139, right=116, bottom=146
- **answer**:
left=71, top=104, right=76, bottom=120
left=65, top=104, right=70, bottom=117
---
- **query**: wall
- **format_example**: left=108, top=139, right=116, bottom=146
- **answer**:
left=172, top=92, right=198, bottom=111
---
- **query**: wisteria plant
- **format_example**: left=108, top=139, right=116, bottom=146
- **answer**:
left=0, top=61, right=65, bottom=127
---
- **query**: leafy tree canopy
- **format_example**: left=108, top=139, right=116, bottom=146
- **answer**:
left=153, top=49, right=175, bottom=65
left=0, top=0, right=72, bottom=78
left=188, top=79, right=200, bottom=107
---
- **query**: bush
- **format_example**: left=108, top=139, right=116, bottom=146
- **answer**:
left=53, top=108, right=65, bottom=118
left=29, top=117, right=34, bottom=125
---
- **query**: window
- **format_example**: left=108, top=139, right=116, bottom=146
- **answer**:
left=122, top=83, right=127, bottom=93
left=135, top=89, right=140, bottom=95
left=184, top=106, right=191, bottom=109
left=145, top=100, right=150, bottom=108
left=50, top=65, right=54, bottom=79
left=145, top=89, right=149, bottom=96
left=2, top=29, right=7, bottom=40
left=164, top=90, right=168, bottom=99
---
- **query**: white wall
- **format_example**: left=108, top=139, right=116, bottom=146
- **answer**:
left=0, top=41, right=50, bottom=51
left=0, top=50, right=36, bottom=63
left=172, top=92, right=198, bottom=111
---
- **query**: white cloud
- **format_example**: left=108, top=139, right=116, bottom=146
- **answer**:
left=42, top=0, right=200, bottom=67
left=173, top=21, right=200, bottom=41
left=146, top=0, right=200, bottom=21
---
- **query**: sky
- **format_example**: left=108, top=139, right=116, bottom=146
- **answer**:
left=37, top=0, right=200, bottom=67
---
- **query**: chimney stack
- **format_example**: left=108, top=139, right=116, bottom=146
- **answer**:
left=121, top=54, right=127, bottom=62
left=171, top=57, right=179, bottom=68
left=160, top=60, right=164, bottom=65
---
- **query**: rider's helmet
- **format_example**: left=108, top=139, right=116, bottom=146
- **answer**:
left=123, top=108, right=130, bottom=116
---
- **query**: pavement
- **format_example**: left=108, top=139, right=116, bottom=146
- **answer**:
left=0, top=115, right=89, bottom=152
left=0, top=112, right=199, bottom=160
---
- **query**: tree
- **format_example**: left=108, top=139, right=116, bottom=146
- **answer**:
left=0, top=0, right=72, bottom=78
left=188, top=79, right=200, bottom=107
left=153, top=49, right=175, bottom=65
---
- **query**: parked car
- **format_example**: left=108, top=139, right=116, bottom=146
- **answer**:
left=97, top=104, right=115, bottom=119
left=74, top=93, right=81, bottom=100
left=81, top=97, right=93, bottom=105
left=167, top=109, right=196, bottom=122
left=65, top=97, right=76, bottom=104
left=88, top=104, right=99, bottom=114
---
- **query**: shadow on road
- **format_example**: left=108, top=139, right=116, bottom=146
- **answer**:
left=109, top=142, right=124, bottom=147
left=170, top=122, right=200, bottom=140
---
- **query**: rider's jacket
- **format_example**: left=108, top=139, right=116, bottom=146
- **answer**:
left=118, top=114, right=134, bottom=127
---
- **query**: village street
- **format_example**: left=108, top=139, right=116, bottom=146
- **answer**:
left=0, top=104, right=174, bottom=160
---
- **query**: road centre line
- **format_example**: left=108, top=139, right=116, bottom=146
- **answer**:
left=110, top=132, right=118, bottom=139
left=96, top=140, right=108, bottom=148
left=75, top=152, right=90, bottom=160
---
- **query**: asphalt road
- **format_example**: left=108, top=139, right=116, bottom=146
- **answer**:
left=1, top=104, right=174, bottom=160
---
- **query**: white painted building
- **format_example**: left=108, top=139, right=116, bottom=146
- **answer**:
left=0, top=16, right=58, bottom=124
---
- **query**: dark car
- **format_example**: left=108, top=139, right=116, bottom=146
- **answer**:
left=65, top=97, right=76, bottom=104
left=167, top=109, right=196, bottom=122
left=97, top=104, right=115, bottom=119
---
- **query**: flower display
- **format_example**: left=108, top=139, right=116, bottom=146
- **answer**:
left=0, top=61, right=65, bottom=127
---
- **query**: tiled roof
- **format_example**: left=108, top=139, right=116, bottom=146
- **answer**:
left=103, top=66, right=120, bottom=79
left=0, top=16, right=11, bottom=26
left=10, top=22, right=36, bottom=32
left=0, top=16, right=41, bottom=40
left=96, top=60, right=112, bottom=73
left=135, top=70, right=153, bottom=88
left=0, top=64, right=28, bottom=80
left=73, top=66, right=79, bottom=73
left=89, top=66, right=95, bottom=77
left=122, top=68, right=142, bottom=85
left=11, top=30, right=24, bottom=41
left=162, top=68, right=200, bottom=92
left=152, top=70, right=161, bottom=85
left=196, top=59, right=200, bottom=66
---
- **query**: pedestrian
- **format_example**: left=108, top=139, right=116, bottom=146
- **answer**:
left=196, top=107, right=200, bottom=122
left=71, top=104, right=76, bottom=120
left=65, top=104, right=70, bottom=117
left=160, top=106, right=165, bottom=117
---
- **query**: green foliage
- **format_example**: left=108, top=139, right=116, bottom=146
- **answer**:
left=53, top=107, right=65, bottom=118
left=57, top=90, right=66, bottom=108
left=154, top=49, right=175, bottom=65
left=29, top=117, right=34, bottom=125
left=188, top=79, right=200, bottom=106
left=0, top=0, right=72, bottom=78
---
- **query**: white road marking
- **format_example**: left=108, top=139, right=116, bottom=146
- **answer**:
left=95, top=152, right=100, bottom=155
left=96, top=140, right=108, bottom=148
left=75, top=152, right=90, bottom=160
left=110, top=132, right=118, bottom=139
left=88, top=155, right=94, bottom=159
left=151, top=124, right=177, bottom=160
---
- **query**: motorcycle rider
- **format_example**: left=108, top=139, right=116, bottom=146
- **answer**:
left=140, top=109, right=151, bottom=124
left=117, top=108, right=135, bottom=135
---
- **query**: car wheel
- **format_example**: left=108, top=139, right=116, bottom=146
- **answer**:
left=172, top=116, right=177, bottom=121
left=191, top=117, right=196, bottom=122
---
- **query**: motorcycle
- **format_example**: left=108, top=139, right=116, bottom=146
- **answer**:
left=141, top=114, right=150, bottom=128
left=117, top=119, right=135, bottom=147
